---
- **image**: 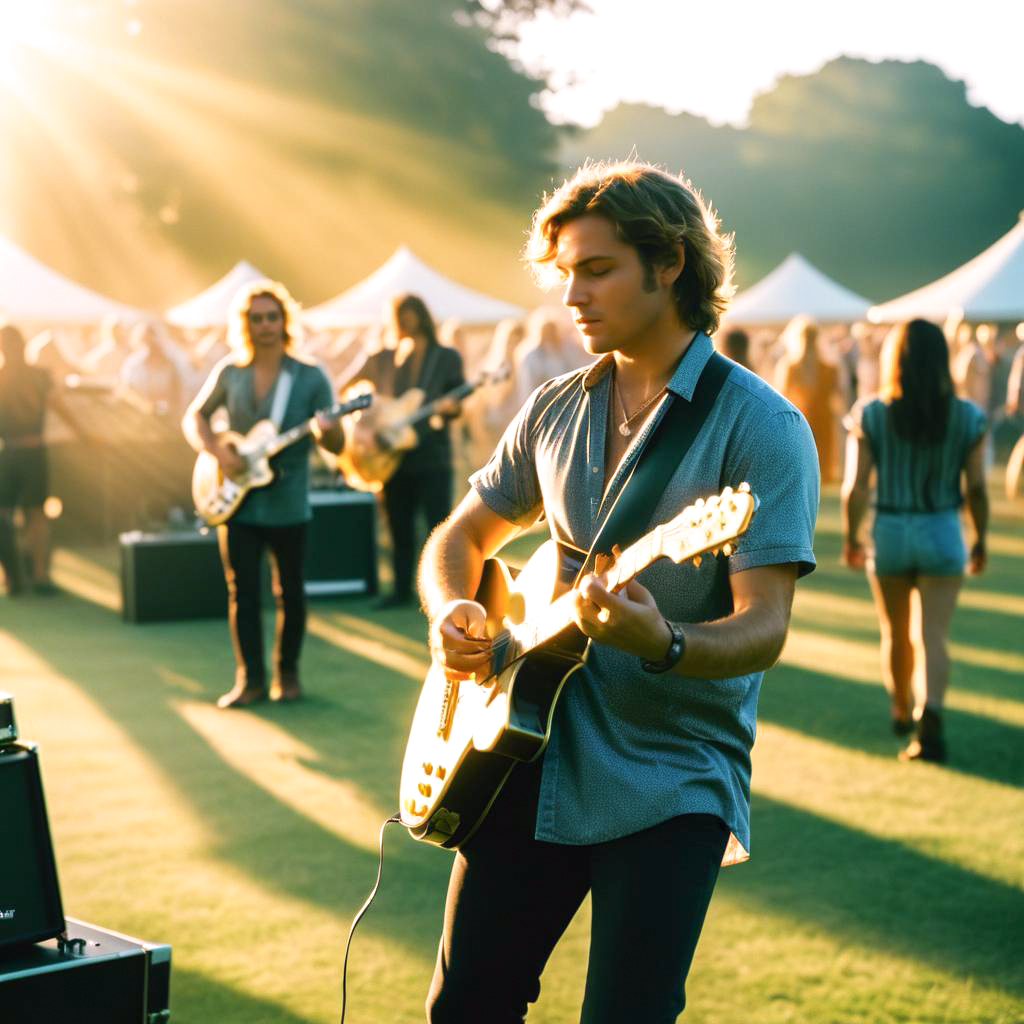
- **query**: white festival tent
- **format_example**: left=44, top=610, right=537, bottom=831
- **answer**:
left=869, top=213, right=1024, bottom=323
left=727, top=252, right=873, bottom=326
left=0, top=234, right=142, bottom=324
left=304, top=246, right=525, bottom=329
left=165, top=260, right=270, bottom=329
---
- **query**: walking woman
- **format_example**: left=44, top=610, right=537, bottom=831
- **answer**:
left=842, top=319, right=988, bottom=762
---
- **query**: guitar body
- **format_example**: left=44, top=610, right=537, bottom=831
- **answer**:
left=191, top=421, right=278, bottom=526
left=400, top=540, right=589, bottom=848
left=399, top=484, right=760, bottom=851
left=191, top=394, right=372, bottom=526
left=337, top=388, right=425, bottom=493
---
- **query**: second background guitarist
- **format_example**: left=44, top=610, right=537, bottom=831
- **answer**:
left=344, top=294, right=465, bottom=609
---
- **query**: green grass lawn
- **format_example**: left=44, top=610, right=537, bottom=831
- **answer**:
left=3, top=486, right=1022, bottom=1023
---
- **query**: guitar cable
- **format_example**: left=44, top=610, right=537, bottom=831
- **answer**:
left=339, top=812, right=403, bottom=1024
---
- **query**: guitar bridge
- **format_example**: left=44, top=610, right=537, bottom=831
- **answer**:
left=437, top=678, right=459, bottom=740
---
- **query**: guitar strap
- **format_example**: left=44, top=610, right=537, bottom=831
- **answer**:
left=268, top=367, right=294, bottom=430
left=574, top=347, right=733, bottom=584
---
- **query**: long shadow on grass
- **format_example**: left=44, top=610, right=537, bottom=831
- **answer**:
left=171, top=967, right=317, bottom=1024
left=759, top=663, right=1024, bottom=787
left=4, top=591, right=454, bottom=974
left=724, top=794, right=1024, bottom=997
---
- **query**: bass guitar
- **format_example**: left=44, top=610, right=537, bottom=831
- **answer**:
left=399, top=484, right=759, bottom=848
left=191, top=393, right=372, bottom=526
left=338, top=367, right=509, bottom=493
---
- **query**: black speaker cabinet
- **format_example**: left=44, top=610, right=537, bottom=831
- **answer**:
left=0, top=743, right=65, bottom=953
left=304, top=489, right=378, bottom=596
left=119, top=529, right=227, bottom=624
left=119, top=489, right=378, bottom=622
left=0, top=917, right=171, bottom=1023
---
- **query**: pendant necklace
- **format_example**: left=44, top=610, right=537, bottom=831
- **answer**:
left=612, top=378, right=665, bottom=436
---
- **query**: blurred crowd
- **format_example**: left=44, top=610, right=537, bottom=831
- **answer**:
left=714, top=314, right=1024, bottom=486
left=4, top=302, right=1024, bottom=532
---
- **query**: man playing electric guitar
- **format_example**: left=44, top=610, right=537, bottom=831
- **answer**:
left=417, top=162, right=820, bottom=1023
left=182, top=280, right=345, bottom=709
left=344, top=293, right=465, bottom=608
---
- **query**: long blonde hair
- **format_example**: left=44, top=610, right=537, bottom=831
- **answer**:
left=227, top=279, right=301, bottom=364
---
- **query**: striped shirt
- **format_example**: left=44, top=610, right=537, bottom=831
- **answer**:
left=851, top=397, right=986, bottom=513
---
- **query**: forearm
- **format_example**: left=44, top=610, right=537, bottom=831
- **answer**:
left=417, top=520, right=487, bottom=620
left=841, top=482, right=869, bottom=544
left=966, top=482, right=989, bottom=545
left=182, top=410, right=219, bottom=455
left=668, top=603, right=789, bottom=679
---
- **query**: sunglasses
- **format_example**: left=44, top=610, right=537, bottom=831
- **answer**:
left=248, top=310, right=281, bottom=325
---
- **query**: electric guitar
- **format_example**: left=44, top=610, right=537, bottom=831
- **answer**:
left=399, top=484, right=760, bottom=849
left=337, top=366, right=510, bottom=493
left=191, top=393, right=372, bottom=526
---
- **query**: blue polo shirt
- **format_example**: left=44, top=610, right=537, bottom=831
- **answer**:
left=469, top=332, right=819, bottom=864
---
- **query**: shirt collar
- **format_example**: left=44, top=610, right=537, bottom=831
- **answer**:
left=581, top=331, right=713, bottom=401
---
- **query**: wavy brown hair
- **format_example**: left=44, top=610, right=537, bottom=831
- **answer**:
left=525, top=160, right=735, bottom=335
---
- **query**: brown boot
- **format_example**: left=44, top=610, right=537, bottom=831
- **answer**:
left=216, top=673, right=268, bottom=709
left=270, top=670, right=301, bottom=703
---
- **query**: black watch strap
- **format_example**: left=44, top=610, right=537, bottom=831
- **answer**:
left=641, top=620, right=687, bottom=674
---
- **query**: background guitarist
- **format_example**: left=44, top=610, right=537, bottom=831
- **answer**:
left=182, top=280, right=344, bottom=709
left=417, top=162, right=820, bottom=1023
left=345, top=293, right=464, bottom=609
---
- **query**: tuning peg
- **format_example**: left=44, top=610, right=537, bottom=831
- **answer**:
left=738, top=482, right=750, bottom=493
left=720, top=486, right=734, bottom=499
left=711, top=547, right=720, bottom=556
left=692, top=555, right=702, bottom=568
left=694, top=498, right=705, bottom=508
left=722, top=543, right=733, bottom=556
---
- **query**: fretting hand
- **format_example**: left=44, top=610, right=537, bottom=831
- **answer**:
left=573, top=572, right=672, bottom=661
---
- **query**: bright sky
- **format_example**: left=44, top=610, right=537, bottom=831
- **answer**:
left=510, top=0, right=1024, bottom=128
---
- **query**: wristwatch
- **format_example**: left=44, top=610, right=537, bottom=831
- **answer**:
left=641, top=620, right=687, bottom=674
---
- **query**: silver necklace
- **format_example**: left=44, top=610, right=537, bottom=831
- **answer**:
left=612, top=380, right=664, bottom=436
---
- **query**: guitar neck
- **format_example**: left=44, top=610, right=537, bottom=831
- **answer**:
left=403, top=379, right=481, bottom=428
left=263, top=398, right=367, bottom=459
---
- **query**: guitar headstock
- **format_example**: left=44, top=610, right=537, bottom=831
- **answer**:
left=340, top=393, right=373, bottom=414
left=657, top=484, right=758, bottom=567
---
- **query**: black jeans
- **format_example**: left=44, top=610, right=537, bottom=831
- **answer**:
left=217, top=520, right=307, bottom=688
left=382, top=466, right=453, bottom=599
left=426, top=759, right=729, bottom=1023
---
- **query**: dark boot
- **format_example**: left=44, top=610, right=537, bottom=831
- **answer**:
left=899, top=706, right=946, bottom=763
left=269, top=669, right=301, bottom=702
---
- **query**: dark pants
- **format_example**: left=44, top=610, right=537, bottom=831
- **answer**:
left=382, top=466, right=452, bottom=599
left=426, top=760, right=729, bottom=1024
left=217, top=520, right=307, bottom=688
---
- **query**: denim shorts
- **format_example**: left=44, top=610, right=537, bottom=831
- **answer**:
left=870, top=510, right=966, bottom=576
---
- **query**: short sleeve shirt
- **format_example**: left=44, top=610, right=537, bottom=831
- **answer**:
left=469, top=332, right=820, bottom=862
left=0, top=365, right=52, bottom=441
left=195, top=353, right=333, bottom=525
left=849, top=396, right=986, bottom=513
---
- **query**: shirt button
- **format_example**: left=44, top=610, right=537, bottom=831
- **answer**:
left=592, top=466, right=599, bottom=474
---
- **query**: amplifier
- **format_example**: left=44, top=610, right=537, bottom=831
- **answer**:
left=120, top=489, right=377, bottom=622
left=0, top=917, right=171, bottom=1023
left=119, top=529, right=227, bottom=624
left=0, top=742, right=65, bottom=953
left=304, top=489, right=378, bottom=596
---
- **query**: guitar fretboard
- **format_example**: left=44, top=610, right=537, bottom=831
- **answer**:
left=264, top=397, right=371, bottom=459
